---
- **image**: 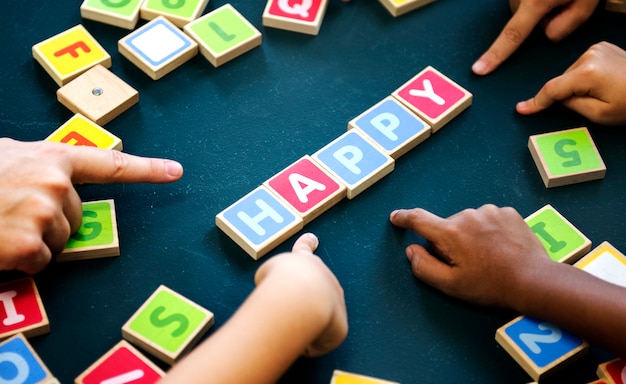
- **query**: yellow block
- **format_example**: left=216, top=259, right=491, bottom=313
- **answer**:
left=46, top=114, right=122, bottom=150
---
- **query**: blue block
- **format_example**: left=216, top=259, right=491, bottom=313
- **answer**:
left=0, top=336, right=48, bottom=383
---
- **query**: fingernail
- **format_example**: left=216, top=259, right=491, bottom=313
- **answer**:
left=516, top=101, right=527, bottom=112
left=165, top=161, right=183, bottom=178
left=405, top=246, right=414, bottom=261
left=472, top=60, right=488, bottom=75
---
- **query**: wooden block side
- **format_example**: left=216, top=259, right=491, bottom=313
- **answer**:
left=262, top=0, right=329, bottom=35
left=495, top=316, right=588, bottom=381
left=574, top=241, right=626, bottom=288
left=0, top=333, right=57, bottom=382
left=596, top=358, right=626, bottom=382
left=140, top=0, right=209, bottom=27
left=118, top=16, right=198, bottom=80
left=216, top=185, right=304, bottom=259
left=379, top=0, right=437, bottom=17
left=312, top=129, right=395, bottom=199
left=46, top=113, right=123, bottom=150
left=524, top=204, right=591, bottom=264
left=606, top=0, right=626, bottom=12
left=391, top=65, right=472, bottom=132
left=75, top=340, right=166, bottom=383
left=58, top=199, right=120, bottom=261
left=528, top=127, right=606, bottom=188
left=263, top=155, right=347, bottom=225
left=122, top=285, right=215, bottom=365
left=32, top=24, right=112, bottom=86
left=0, top=278, right=50, bottom=340
left=184, top=4, right=262, bottom=68
left=331, top=369, right=400, bottom=383
left=80, top=0, right=143, bottom=29
left=348, top=96, right=432, bottom=159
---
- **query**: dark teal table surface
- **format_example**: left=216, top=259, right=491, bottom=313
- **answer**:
left=1, top=0, right=625, bottom=382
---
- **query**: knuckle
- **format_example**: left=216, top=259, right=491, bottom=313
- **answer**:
left=109, top=150, right=130, bottom=179
left=503, top=27, right=523, bottom=45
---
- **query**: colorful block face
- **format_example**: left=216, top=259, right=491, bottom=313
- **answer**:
left=46, top=114, right=122, bottom=150
left=331, top=369, right=399, bottom=384
left=597, top=358, right=626, bottom=383
left=575, top=242, right=626, bottom=288
left=313, top=130, right=394, bottom=199
left=496, top=316, right=587, bottom=380
left=216, top=186, right=304, bottom=259
left=350, top=97, right=431, bottom=159
left=392, top=66, right=472, bottom=131
left=123, top=286, right=214, bottom=364
left=76, top=341, right=165, bottom=383
left=525, top=205, right=590, bottom=264
left=264, top=156, right=346, bottom=224
left=80, top=0, right=144, bottom=29
left=32, top=25, right=111, bottom=86
left=529, top=127, right=606, bottom=188
left=119, top=16, right=198, bottom=80
left=59, top=200, right=119, bottom=261
left=0, top=334, right=54, bottom=383
left=262, top=0, right=329, bottom=35
left=0, top=278, right=48, bottom=339
left=184, top=4, right=262, bottom=67
left=141, top=0, right=209, bottom=27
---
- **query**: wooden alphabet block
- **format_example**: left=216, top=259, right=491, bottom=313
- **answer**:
left=392, top=66, right=472, bottom=132
left=574, top=242, right=626, bottom=288
left=379, top=0, right=437, bottom=17
left=216, top=185, right=304, bottom=260
left=606, top=0, right=626, bottom=13
left=32, top=25, right=111, bottom=87
left=312, top=129, right=395, bottom=199
left=141, top=0, right=209, bottom=27
left=495, top=315, right=588, bottom=381
left=524, top=205, right=591, bottom=264
left=262, top=0, right=329, bottom=35
left=122, top=285, right=214, bottom=365
left=330, top=369, right=399, bottom=383
left=528, top=127, right=606, bottom=188
left=56, top=65, right=139, bottom=126
left=80, top=0, right=144, bottom=29
left=0, top=333, right=58, bottom=383
left=75, top=340, right=165, bottom=384
left=0, top=278, right=49, bottom=340
left=59, top=199, right=120, bottom=261
left=348, top=96, right=431, bottom=159
left=119, top=16, right=198, bottom=80
left=184, top=4, right=262, bottom=68
left=264, top=155, right=346, bottom=225
left=596, top=358, right=626, bottom=383
left=46, top=113, right=123, bottom=150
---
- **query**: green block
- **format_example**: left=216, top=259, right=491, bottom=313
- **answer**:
left=187, top=5, right=258, bottom=54
left=535, top=128, right=603, bottom=176
left=526, top=205, right=590, bottom=264
left=83, top=0, right=144, bottom=17
left=65, top=201, right=115, bottom=249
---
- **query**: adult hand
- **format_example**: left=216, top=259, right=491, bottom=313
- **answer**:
left=516, top=42, right=626, bottom=125
left=389, top=205, right=550, bottom=309
left=472, top=0, right=599, bottom=75
left=0, top=138, right=183, bottom=274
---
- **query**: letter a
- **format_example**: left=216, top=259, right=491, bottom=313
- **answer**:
left=288, top=173, right=326, bottom=204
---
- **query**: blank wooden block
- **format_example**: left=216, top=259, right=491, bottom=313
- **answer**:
left=58, top=199, right=120, bottom=261
left=379, top=0, right=437, bottom=17
left=32, top=25, right=111, bottom=87
left=606, top=0, right=626, bottom=13
left=46, top=113, right=123, bottom=150
left=75, top=340, right=166, bottom=384
left=392, top=66, right=472, bottom=132
left=528, top=127, right=606, bottom=188
left=495, top=315, right=588, bottom=381
left=0, top=278, right=50, bottom=340
left=184, top=4, right=262, bottom=68
left=348, top=96, right=432, bottom=159
left=122, top=285, right=214, bottom=365
left=216, top=185, right=304, bottom=260
left=80, top=0, right=144, bottom=29
left=330, top=369, right=399, bottom=383
left=596, top=358, right=626, bottom=383
left=574, top=241, right=626, bottom=288
left=264, top=155, right=347, bottom=225
left=140, top=0, right=209, bottom=27
left=312, top=129, right=394, bottom=199
left=524, top=204, right=591, bottom=264
left=56, top=65, right=139, bottom=126
left=262, top=0, right=329, bottom=35
left=119, top=16, right=198, bottom=80
left=0, top=333, right=58, bottom=383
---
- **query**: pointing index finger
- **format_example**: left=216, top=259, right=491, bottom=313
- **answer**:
left=389, top=208, right=448, bottom=242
